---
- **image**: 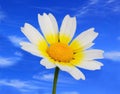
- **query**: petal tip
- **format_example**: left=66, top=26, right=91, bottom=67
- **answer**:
left=19, top=42, right=23, bottom=46
left=77, top=75, right=85, bottom=80
left=65, top=14, right=70, bottom=18
left=82, top=77, right=86, bottom=80
left=48, top=13, right=52, bottom=16
left=24, top=23, right=29, bottom=27
left=101, top=63, right=104, bottom=66
left=43, top=13, right=47, bottom=16
left=90, top=27, right=95, bottom=30
left=38, top=14, right=43, bottom=18
left=75, top=71, right=86, bottom=80
left=21, top=27, right=24, bottom=31
left=38, top=14, right=40, bottom=17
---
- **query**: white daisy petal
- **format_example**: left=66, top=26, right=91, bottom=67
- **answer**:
left=20, top=42, right=42, bottom=57
left=69, top=67, right=85, bottom=80
left=21, top=23, right=47, bottom=45
left=84, top=49, right=104, bottom=60
left=48, top=13, right=58, bottom=35
left=56, top=64, right=85, bottom=80
left=38, top=13, right=58, bottom=44
left=84, top=42, right=95, bottom=50
left=60, top=15, right=76, bottom=44
left=77, top=60, right=103, bottom=70
left=73, top=42, right=95, bottom=52
left=40, top=59, right=56, bottom=69
left=70, top=28, right=98, bottom=51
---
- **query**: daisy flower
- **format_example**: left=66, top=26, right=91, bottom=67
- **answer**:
left=20, top=13, right=104, bottom=80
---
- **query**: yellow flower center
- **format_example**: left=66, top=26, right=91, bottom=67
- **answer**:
left=47, top=43, right=73, bottom=62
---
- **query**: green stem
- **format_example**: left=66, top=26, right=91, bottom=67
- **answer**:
left=52, top=67, right=60, bottom=94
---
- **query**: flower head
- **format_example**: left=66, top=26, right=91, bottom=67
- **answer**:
left=20, top=13, right=104, bottom=80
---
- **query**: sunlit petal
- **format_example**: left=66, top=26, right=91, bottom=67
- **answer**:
left=60, top=15, right=76, bottom=44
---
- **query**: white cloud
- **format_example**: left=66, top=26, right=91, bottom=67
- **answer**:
left=60, top=91, right=79, bottom=94
left=33, top=72, right=76, bottom=85
left=117, top=37, right=120, bottom=40
left=42, top=74, right=54, bottom=80
left=89, top=0, right=99, bottom=5
left=104, top=51, right=120, bottom=61
left=0, top=6, right=6, bottom=21
left=75, top=0, right=120, bottom=17
left=8, top=36, right=27, bottom=47
left=0, top=79, right=49, bottom=94
left=0, top=10, right=6, bottom=21
left=0, top=56, right=20, bottom=67
left=14, top=51, right=23, bottom=57
left=0, top=79, right=28, bottom=88
left=105, top=0, right=120, bottom=13
left=107, top=0, right=115, bottom=3
left=112, top=6, right=120, bottom=12
left=74, top=0, right=99, bottom=17
left=33, top=73, right=54, bottom=81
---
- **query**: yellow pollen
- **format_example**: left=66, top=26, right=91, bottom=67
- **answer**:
left=47, top=43, right=73, bottom=62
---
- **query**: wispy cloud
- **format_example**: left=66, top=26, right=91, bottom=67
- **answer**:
left=107, top=0, right=115, bottom=3
left=105, top=0, right=120, bottom=13
left=75, top=0, right=120, bottom=17
left=0, top=79, right=29, bottom=88
left=117, top=36, right=120, bottom=40
left=0, top=9, right=6, bottom=22
left=14, top=51, right=23, bottom=57
left=33, top=72, right=76, bottom=85
left=112, top=6, right=120, bottom=12
left=89, top=0, right=99, bottom=5
left=0, top=6, right=6, bottom=22
left=33, top=73, right=54, bottom=82
left=8, top=36, right=27, bottom=47
left=0, top=56, right=20, bottom=67
left=60, top=91, right=79, bottom=94
left=104, top=51, right=120, bottom=61
left=74, top=0, right=99, bottom=17
left=0, top=79, right=49, bottom=94
left=0, top=11, right=5, bottom=21
left=34, top=0, right=120, bottom=18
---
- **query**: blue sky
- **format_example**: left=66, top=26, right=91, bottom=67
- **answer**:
left=0, top=0, right=120, bottom=94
